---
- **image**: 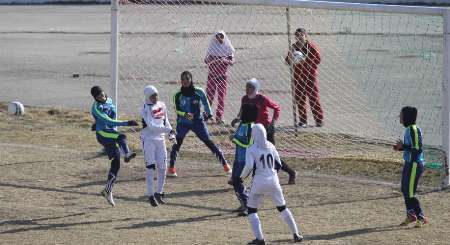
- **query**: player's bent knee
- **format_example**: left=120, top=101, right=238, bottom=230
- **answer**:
left=247, top=207, right=257, bottom=214
left=276, top=205, right=286, bottom=212
left=146, top=164, right=156, bottom=169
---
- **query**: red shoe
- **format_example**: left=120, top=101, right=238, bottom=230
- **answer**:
left=167, top=167, right=177, bottom=177
left=223, top=164, right=232, bottom=175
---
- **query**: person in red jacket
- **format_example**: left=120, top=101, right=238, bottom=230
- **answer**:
left=232, top=78, right=297, bottom=185
left=205, top=30, right=235, bottom=124
left=285, top=28, right=323, bottom=127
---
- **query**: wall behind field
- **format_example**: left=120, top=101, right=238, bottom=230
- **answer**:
left=0, top=0, right=448, bottom=5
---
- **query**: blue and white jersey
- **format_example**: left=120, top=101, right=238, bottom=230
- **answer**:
left=233, top=122, right=253, bottom=162
left=91, top=98, right=128, bottom=132
left=173, top=87, right=211, bottom=125
left=403, top=124, right=424, bottom=165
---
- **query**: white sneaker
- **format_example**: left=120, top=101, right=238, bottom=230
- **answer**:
left=101, top=189, right=115, bottom=207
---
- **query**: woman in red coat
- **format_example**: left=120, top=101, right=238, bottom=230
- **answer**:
left=285, top=28, right=323, bottom=127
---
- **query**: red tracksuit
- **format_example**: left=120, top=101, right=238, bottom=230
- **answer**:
left=205, top=55, right=233, bottom=121
left=285, top=41, right=323, bottom=125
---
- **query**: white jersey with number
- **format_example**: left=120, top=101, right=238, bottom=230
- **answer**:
left=241, top=124, right=286, bottom=208
left=140, top=101, right=172, bottom=141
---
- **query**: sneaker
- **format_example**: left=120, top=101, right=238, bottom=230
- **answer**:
left=288, top=171, right=297, bottom=185
left=148, top=195, right=158, bottom=207
left=101, top=189, right=115, bottom=207
left=167, top=167, right=177, bottom=177
left=124, top=152, right=136, bottom=163
left=293, top=233, right=304, bottom=242
left=399, top=214, right=417, bottom=226
left=298, top=122, right=308, bottom=128
left=415, top=216, right=429, bottom=228
left=248, top=239, right=265, bottom=245
left=154, top=192, right=166, bottom=204
left=238, top=209, right=248, bottom=217
left=227, top=178, right=233, bottom=186
left=215, top=118, right=225, bottom=125
left=223, top=164, right=232, bottom=175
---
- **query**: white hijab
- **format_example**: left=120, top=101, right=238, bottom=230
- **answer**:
left=206, top=30, right=235, bottom=57
left=246, top=78, right=260, bottom=99
left=252, top=123, right=269, bottom=149
left=144, top=85, right=158, bottom=104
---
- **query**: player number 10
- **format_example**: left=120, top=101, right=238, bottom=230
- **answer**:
left=259, top=154, right=274, bottom=169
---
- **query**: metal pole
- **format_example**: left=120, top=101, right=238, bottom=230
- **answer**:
left=111, top=0, right=119, bottom=113
left=442, top=9, right=450, bottom=189
left=286, top=7, right=298, bottom=134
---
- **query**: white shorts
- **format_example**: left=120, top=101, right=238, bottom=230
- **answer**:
left=247, top=177, right=286, bottom=208
left=141, top=138, right=167, bottom=170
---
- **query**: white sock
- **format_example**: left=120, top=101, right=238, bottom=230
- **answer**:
left=145, top=168, right=154, bottom=196
left=248, top=213, right=264, bottom=240
left=156, top=168, right=166, bottom=194
left=281, top=208, right=299, bottom=235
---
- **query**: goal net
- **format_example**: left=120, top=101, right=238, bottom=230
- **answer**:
left=115, top=0, right=448, bottom=184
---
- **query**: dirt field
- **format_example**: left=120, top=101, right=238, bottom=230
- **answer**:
left=1, top=104, right=450, bottom=245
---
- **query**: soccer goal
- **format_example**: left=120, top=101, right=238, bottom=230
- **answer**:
left=110, top=0, right=450, bottom=188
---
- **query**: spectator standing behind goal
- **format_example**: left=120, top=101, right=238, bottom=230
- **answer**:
left=205, top=30, right=235, bottom=124
left=167, top=71, right=232, bottom=177
left=241, top=124, right=303, bottom=245
left=231, top=78, right=297, bottom=184
left=285, top=28, right=323, bottom=127
left=393, top=106, right=428, bottom=228
left=140, top=85, right=176, bottom=207
left=90, top=86, right=138, bottom=207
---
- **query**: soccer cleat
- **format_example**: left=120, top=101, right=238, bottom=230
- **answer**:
left=399, top=214, right=417, bottom=226
left=293, top=233, right=304, bottom=242
left=148, top=195, right=158, bottom=207
left=227, top=178, right=233, bottom=186
left=167, top=167, right=177, bottom=177
left=124, top=152, right=136, bottom=163
left=288, top=171, right=297, bottom=185
left=101, top=189, right=115, bottom=207
left=297, top=122, right=308, bottom=128
left=223, top=164, right=232, bottom=175
left=238, top=209, right=248, bottom=217
left=415, top=216, right=429, bottom=228
left=248, top=239, right=265, bottom=245
left=154, top=192, right=166, bottom=204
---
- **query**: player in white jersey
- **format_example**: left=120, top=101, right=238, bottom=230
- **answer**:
left=241, top=124, right=303, bottom=244
left=141, top=85, right=175, bottom=207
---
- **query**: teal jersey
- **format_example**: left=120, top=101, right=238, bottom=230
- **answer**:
left=91, top=98, right=128, bottom=132
left=403, top=124, right=424, bottom=165
left=233, top=122, right=253, bottom=162
left=173, top=87, right=212, bottom=124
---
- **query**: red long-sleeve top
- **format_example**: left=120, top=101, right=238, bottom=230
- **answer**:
left=285, top=41, right=321, bottom=80
left=241, top=94, right=280, bottom=127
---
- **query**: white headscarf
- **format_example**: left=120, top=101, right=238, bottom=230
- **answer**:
left=252, top=123, right=268, bottom=149
left=246, top=78, right=260, bottom=99
left=206, top=30, right=235, bottom=57
left=144, top=85, right=158, bottom=104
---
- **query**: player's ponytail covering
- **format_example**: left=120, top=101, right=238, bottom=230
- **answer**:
left=401, top=106, right=417, bottom=127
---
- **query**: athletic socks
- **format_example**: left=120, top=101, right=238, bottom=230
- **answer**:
left=156, top=168, right=166, bottom=194
left=280, top=208, right=300, bottom=235
left=248, top=213, right=264, bottom=240
left=145, top=168, right=154, bottom=196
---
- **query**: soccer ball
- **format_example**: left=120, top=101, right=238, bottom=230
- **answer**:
left=293, top=50, right=306, bottom=64
left=7, top=101, right=25, bottom=116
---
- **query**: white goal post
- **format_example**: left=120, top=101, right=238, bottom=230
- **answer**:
left=110, top=0, right=450, bottom=188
